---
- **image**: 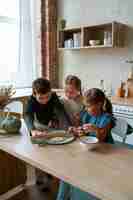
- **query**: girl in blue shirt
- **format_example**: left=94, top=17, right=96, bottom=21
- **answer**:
left=78, top=88, right=115, bottom=143
left=57, top=88, right=115, bottom=200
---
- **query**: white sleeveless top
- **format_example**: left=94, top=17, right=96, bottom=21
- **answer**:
left=60, top=95, right=83, bottom=117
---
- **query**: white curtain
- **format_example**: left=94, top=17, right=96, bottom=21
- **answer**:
left=0, top=0, right=36, bottom=88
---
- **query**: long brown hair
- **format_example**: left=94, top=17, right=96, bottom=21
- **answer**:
left=65, top=75, right=82, bottom=95
left=84, top=88, right=113, bottom=114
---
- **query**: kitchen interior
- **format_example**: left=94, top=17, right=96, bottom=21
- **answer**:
left=0, top=0, right=133, bottom=200
left=58, top=0, right=133, bottom=145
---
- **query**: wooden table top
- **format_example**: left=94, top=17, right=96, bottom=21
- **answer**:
left=0, top=122, right=133, bottom=200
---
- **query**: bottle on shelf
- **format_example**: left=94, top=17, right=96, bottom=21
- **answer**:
left=104, top=31, right=112, bottom=46
left=73, top=33, right=81, bottom=48
left=64, top=39, right=74, bottom=48
left=99, top=79, right=106, bottom=93
left=116, top=81, right=125, bottom=98
left=106, top=83, right=112, bottom=98
left=126, top=60, right=133, bottom=80
left=124, top=82, right=129, bottom=98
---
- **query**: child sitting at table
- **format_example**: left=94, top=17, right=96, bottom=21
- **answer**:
left=56, top=88, right=115, bottom=200
left=57, top=75, right=84, bottom=199
left=72, top=87, right=115, bottom=142
left=60, top=75, right=84, bottom=127
left=24, top=77, right=71, bottom=191
left=25, top=77, right=71, bottom=136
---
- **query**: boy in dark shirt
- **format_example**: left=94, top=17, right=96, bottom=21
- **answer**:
left=25, top=78, right=71, bottom=136
left=24, top=78, right=71, bottom=190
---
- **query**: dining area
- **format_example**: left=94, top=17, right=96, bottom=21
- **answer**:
left=0, top=118, right=133, bottom=200
left=1, top=0, right=133, bottom=199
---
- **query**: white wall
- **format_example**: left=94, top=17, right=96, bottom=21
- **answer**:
left=58, top=0, right=133, bottom=94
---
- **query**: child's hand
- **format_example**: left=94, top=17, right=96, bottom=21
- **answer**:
left=68, top=126, right=78, bottom=136
left=68, top=126, right=84, bottom=137
left=72, top=112, right=80, bottom=127
left=48, top=120, right=59, bottom=129
left=31, top=130, right=48, bottom=138
left=82, top=123, right=97, bottom=132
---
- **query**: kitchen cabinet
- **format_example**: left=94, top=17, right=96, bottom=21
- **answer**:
left=0, top=150, right=26, bottom=195
left=58, top=21, right=127, bottom=50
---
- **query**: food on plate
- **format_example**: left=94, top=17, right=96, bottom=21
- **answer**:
left=48, top=136, right=65, bottom=142
left=31, top=130, right=48, bottom=138
left=49, top=130, right=66, bottom=135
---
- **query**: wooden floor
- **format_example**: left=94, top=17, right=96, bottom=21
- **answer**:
left=8, top=180, right=59, bottom=200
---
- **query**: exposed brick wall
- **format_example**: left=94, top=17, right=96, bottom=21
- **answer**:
left=41, top=0, right=58, bottom=88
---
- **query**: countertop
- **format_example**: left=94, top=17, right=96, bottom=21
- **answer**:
left=111, top=96, right=133, bottom=107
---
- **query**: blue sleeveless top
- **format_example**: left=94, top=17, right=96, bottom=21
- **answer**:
left=80, top=110, right=114, bottom=144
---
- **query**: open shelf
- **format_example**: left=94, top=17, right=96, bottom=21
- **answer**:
left=58, top=28, right=82, bottom=48
left=58, top=21, right=127, bottom=50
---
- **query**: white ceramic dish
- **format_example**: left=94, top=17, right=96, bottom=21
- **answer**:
left=79, top=136, right=99, bottom=150
left=80, top=136, right=99, bottom=144
left=89, top=40, right=100, bottom=46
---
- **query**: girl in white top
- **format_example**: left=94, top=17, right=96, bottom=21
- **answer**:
left=57, top=75, right=84, bottom=200
left=60, top=75, right=84, bottom=127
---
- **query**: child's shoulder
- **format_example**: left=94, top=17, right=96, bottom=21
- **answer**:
left=49, top=92, right=60, bottom=102
left=99, top=112, right=113, bottom=127
left=50, top=92, right=65, bottom=109
left=80, top=109, right=91, bottom=120
left=101, top=112, right=112, bottom=118
left=28, top=95, right=37, bottom=104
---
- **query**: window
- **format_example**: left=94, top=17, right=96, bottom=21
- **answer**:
left=0, top=0, right=36, bottom=88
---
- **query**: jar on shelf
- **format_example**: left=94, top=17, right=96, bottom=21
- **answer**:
left=116, top=81, right=125, bottom=98
left=104, top=31, right=112, bottom=45
left=99, top=79, right=106, bottom=93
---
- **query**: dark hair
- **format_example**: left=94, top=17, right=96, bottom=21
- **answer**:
left=32, top=78, right=51, bottom=95
left=65, top=75, right=82, bottom=95
left=84, top=88, right=113, bottom=114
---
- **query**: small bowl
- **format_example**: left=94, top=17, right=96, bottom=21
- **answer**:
left=79, top=136, right=99, bottom=150
left=89, top=40, right=100, bottom=46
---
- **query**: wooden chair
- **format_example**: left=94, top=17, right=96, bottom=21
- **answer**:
left=111, top=118, right=128, bottom=143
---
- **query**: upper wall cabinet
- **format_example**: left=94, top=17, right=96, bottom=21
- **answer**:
left=58, top=21, right=127, bottom=50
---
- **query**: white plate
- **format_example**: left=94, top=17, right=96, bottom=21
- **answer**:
left=48, top=130, right=66, bottom=135
left=80, top=136, right=99, bottom=144
left=31, top=130, right=75, bottom=145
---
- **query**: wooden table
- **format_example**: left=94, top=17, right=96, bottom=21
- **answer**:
left=0, top=122, right=133, bottom=200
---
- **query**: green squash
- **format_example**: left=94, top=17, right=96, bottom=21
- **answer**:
left=0, top=116, right=21, bottom=134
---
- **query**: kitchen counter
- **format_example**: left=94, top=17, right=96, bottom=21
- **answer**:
left=111, top=96, right=133, bottom=106
left=1, top=121, right=133, bottom=200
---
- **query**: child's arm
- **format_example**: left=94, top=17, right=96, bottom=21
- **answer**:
left=82, top=123, right=112, bottom=142
left=24, top=113, right=34, bottom=134
left=25, top=112, right=48, bottom=137
left=96, top=123, right=112, bottom=142
left=24, top=96, right=36, bottom=135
